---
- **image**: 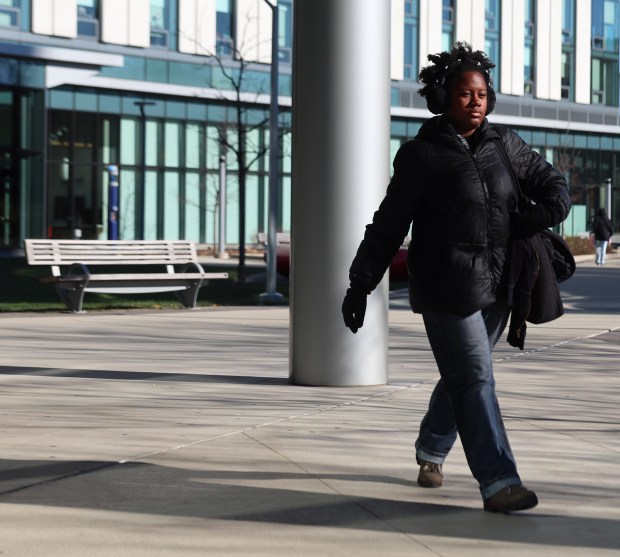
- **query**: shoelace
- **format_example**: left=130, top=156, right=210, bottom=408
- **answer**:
left=422, top=462, right=442, bottom=473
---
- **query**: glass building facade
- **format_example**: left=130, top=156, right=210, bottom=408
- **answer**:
left=0, top=0, right=619, bottom=253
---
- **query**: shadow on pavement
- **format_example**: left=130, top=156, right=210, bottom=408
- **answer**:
left=556, top=266, right=619, bottom=314
left=1, top=459, right=619, bottom=551
left=0, top=366, right=288, bottom=385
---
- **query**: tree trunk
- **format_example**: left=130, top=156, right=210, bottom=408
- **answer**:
left=237, top=107, right=247, bottom=283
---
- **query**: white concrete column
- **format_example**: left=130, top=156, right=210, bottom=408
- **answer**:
left=575, top=0, right=592, bottom=104
left=419, top=0, right=443, bottom=70
left=235, top=0, right=273, bottom=63
left=455, top=0, right=485, bottom=50
left=290, top=0, right=391, bottom=386
left=101, top=0, right=149, bottom=47
left=127, top=0, right=150, bottom=47
left=32, top=0, right=77, bottom=38
left=535, top=0, right=562, bottom=100
left=500, top=0, right=525, bottom=96
left=179, top=0, right=217, bottom=55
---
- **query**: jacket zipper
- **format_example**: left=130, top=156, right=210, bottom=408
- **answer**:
left=453, top=132, right=496, bottom=289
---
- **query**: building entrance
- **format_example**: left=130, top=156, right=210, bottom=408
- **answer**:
left=0, top=86, right=46, bottom=250
left=47, top=110, right=103, bottom=239
left=0, top=90, right=19, bottom=249
left=0, top=164, right=16, bottom=248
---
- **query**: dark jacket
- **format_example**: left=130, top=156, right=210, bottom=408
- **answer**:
left=506, top=230, right=575, bottom=349
left=349, top=116, right=571, bottom=316
left=592, top=210, right=613, bottom=241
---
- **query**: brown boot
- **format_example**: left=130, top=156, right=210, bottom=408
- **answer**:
left=484, top=485, right=538, bottom=513
left=416, top=458, right=443, bottom=488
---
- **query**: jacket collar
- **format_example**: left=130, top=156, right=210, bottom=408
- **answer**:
left=416, top=115, right=500, bottom=144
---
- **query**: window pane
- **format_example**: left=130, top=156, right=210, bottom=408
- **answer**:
left=119, top=169, right=136, bottom=239
left=0, top=0, right=20, bottom=28
left=216, top=0, right=233, bottom=55
left=150, top=0, right=169, bottom=47
left=206, top=126, right=222, bottom=170
left=77, top=0, right=96, bottom=17
left=186, top=124, right=200, bottom=169
left=120, top=119, right=137, bottom=166
left=184, top=172, right=201, bottom=241
left=164, top=122, right=180, bottom=167
left=281, top=176, right=291, bottom=232
left=282, top=131, right=291, bottom=174
left=205, top=173, right=217, bottom=244
left=144, top=170, right=158, bottom=239
left=102, top=117, right=118, bottom=165
left=145, top=121, right=158, bottom=166
left=404, top=21, right=418, bottom=80
left=244, top=174, right=259, bottom=243
left=150, top=0, right=166, bottom=28
left=562, top=0, right=574, bottom=36
left=77, top=0, right=97, bottom=37
left=164, top=171, right=179, bottom=239
left=0, top=90, right=12, bottom=147
left=278, top=0, right=293, bottom=62
left=442, top=0, right=453, bottom=22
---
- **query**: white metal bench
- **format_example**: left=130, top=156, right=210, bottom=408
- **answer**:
left=256, top=232, right=290, bottom=245
left=24, top=239, right=228, bottom=313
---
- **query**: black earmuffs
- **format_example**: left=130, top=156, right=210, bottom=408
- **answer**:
left=486, top=86, right=496, bottom=114
left=425, top=78, right=496, bottom=115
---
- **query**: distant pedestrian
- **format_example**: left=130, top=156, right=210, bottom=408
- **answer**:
left=341, top=42, right=571, bottom=513
left=592, top=207, right=613, bottom=266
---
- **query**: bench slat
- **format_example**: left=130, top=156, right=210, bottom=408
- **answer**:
left=25, top=240, right=197, bottom=265
left=40, top=272, right=229, bottom=284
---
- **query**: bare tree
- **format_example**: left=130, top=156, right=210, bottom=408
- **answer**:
left=213, top=65, right=270, bottom=283
left=192, top=14, right=277, bottom=283
left=549, top=129, right=610, bottom=235
left=553, top=133, right=585, bottom=204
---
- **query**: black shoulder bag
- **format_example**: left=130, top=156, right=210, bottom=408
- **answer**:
left=494, top=136, right=575, bottom=351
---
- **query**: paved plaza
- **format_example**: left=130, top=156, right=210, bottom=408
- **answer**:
left=0, top=256, right=619, bottom=556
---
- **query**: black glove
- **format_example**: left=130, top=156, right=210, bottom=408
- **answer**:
left=342, top=286, right=368, bottom=334
left=510, top=205, right=548, bottom=239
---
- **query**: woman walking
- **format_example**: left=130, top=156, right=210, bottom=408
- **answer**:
left=342, top=42, right=571, bottom=513
left=592, top=207, right=613, bottom=265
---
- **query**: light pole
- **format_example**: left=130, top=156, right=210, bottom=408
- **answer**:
left=216, top=154, right=229, bottom=258
left=259, top=0, right=284, bottom=304
left=134, top=100, right=155, bottom=240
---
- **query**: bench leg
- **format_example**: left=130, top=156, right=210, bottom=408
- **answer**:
left=174, top=279, right=203, bottom=309
left=55, top=283, right=87, bottom=313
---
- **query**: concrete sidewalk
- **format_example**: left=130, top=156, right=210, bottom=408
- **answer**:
left=0, top=260, right=619, bottom=556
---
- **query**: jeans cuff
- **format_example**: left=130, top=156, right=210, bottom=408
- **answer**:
left=415, top=444, right=446, bottom=465
left=480, top=476, right=522, bottom=500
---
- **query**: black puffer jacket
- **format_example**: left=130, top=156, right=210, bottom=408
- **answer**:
left=349, top=116, right=571, bottom=316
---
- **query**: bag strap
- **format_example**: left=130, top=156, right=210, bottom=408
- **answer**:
left=493, top=136, right=527, bottom=208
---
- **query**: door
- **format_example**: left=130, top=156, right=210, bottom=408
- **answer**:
left=0, top=90, right=18, bottom=248
left=48, top=110, right=101, bottom=239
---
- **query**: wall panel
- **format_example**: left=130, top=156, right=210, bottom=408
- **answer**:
left=575, top=0, right=592, bottom=104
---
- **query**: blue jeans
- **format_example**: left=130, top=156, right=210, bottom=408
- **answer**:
left=595, top=240, right=608, bottom=265
left=415, top=299, right=522, bottom=500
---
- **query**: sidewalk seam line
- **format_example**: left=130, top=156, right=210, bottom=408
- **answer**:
left=240, top=430, right=444, bottom=555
